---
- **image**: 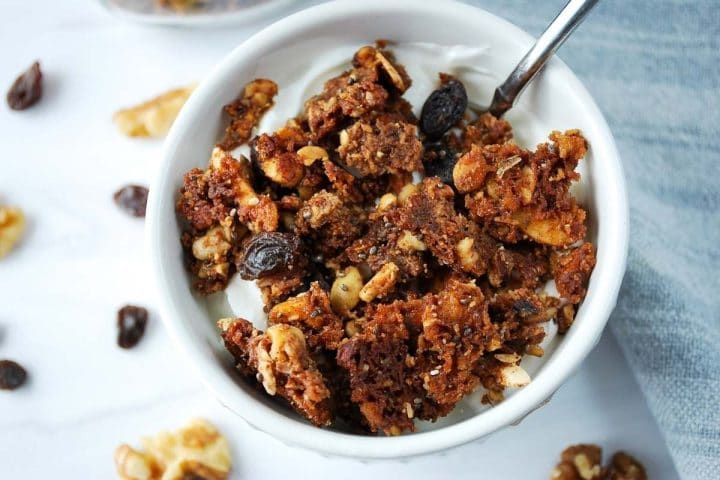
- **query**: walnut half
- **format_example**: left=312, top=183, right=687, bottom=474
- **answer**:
left=114, top=418, right=231, bottom=480
left=0, top=206, right=25, bottom=259
left=113, top=85, right=195, bottom=138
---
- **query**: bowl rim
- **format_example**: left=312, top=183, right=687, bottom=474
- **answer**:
left=147, top=0, right=629, bottom=459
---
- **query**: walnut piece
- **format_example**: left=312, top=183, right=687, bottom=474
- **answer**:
left=0, top=206, right=25, bottom=259
left=218, top=318, right=333, bottom=426
left=114, top=418, right=231, bottom=480
left=113, top=85, right=195, bottom=138
left=550, top=444, right=647, bottom=480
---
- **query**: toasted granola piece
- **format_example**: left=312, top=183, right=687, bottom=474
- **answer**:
left=304, top=46, right=410, bottom=140
left=552, top=444, right=604, bottom=480
left=218, top=319, right=332, bottom=427
left=256, top=271, right=306, bottom=311
left=337, top=114, right=423, bottom=176
left=295, top=190, right=364, bottom=256
left=336, top=306, right=420, bottom=435
left=463, top=132, right=589, bottom=247
left=304, top=69, right=388, bottom=140
left=605, top=452, right=647, bottom=480
left=343, top=213, right=427, bottom=279
left=177, top=148, right=277, bottom=233
left=557, top=303, right=576, bottom=334
left=490, top=288, right=559, bottom=326
left=353, top=46, right=411, bottom=93
left=394, top=177, right=494, bottom=275
left=181, top=216, right=243, bottom=295
left=218, top=78, right=278, bottom=150
left=113, top=84, right=195, bottom=138
left=114, top=418, right=231, bottom=480
left=252, top=122, right=310, bottom=188
left=551, top=243, right=597, bottom=304
left=461, top=112, right=513, bottom=150
left=453, top=144, right=491, bottom=194
left=415, top=279, right=495, bottom=415
left=488, top=244, right=552, bottom=290
left=268, top=282, right=344, bottom=351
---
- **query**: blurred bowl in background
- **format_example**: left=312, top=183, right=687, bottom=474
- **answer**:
left=98, top=0, right=296, bottom=27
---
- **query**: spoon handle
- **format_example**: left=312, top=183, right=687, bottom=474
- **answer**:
left=489, top=0, right=600, bottom=117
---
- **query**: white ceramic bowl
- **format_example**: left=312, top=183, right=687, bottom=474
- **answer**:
left=147, top=0, right=629, bottom=459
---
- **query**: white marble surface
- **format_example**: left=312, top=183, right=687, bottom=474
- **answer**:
left=0, top=0, right=679, bottom=478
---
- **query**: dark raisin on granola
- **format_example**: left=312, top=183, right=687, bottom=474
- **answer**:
left=0, top=360, right=28, bottom=390
left=113, top=185, right=149, bottom=218
left=420, top=79, right=467, bottom=139
left=6, top=61, right=42, bottom=111
left=237, top=231, right=305, bottom=280
left=117, top=305, right=149, bottom=349
left=422, top=141, right=458, bottom=186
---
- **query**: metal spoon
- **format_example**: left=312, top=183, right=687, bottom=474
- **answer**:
left=480, top=0, right=600, bottom=118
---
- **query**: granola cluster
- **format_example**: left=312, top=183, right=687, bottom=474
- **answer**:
left=176, top=45, right=597, bottom=434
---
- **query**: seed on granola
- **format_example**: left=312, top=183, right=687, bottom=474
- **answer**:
left=459, top=297, right=471, bottom=305
left=302, top=210, right=313, bottom=219
left=0, top=360, right=27, bottom=390
left=429, top=369, right=440, bottom=376
left=117, top=305, right=149, bottom=349
left=369, top=246, right=378, bottom=255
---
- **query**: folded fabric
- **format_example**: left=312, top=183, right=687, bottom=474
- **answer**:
left=468, top=0, right=720, bottom=478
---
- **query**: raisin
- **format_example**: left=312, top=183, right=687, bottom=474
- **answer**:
left=0, top=360, right=27, bottom=390
left=420, top=80, right=467, bottom=139
left=117, top=305, right=149, bottom=349
left=422, top=142, right=458, bottom=186
left=114, top=185, right=149, bottom=217
left=237, top=231, right=305, bottom=280
left=6, top=61, right=42, bottom=111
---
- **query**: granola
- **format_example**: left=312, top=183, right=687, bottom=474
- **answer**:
left=175, top=44, right=597, bottom=433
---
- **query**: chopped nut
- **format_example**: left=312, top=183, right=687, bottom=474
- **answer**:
left=115, top=419, right=231, bottom=480
left=377, top=193, right=398, bottom=212
left=453, top=145, right=489, bottom=193
left=297, top=145, right=329, bottom=166
left=499, top=364, right=531, bottom=387
left=0, top=206, right=25, bottom=259
left=494, top=352, right=521, bottom=364
left=113, top=84, right=195, bottom=138
left=359, top=262, right=400, bottom=302
left=397, top=230, right=427, bottom=251
left=114, top=444, right=156, bottom=480
left=455, top=237, right=481, bottom=273
left=397, top=183, right=418, bottom=205
left=191, top=226, right=231, bottom=261
left=330, top=266, right=363, bottom=313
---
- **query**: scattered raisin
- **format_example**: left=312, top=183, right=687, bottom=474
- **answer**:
left=420, top=79, right=467, bottom=139
left=422, top=142, right=458, bottom=186
left=6, top=61, right=42, bottom=111
left=0, top=360, right=27, bottom=390
left=237, top=232, right=305, bottom=280
left=114, top=185, right=149, bottom=217
left=117, top=305, right=149, bottom=349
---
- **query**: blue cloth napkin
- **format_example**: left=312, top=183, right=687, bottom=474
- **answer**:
left=467, top=1, right=720, bottom=477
